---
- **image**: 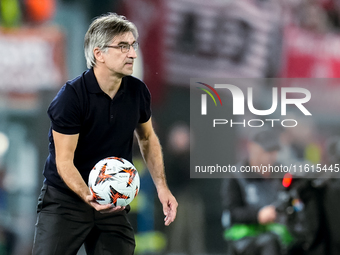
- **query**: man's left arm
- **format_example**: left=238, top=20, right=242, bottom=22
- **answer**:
left=135, top=118, right=178, bottom=226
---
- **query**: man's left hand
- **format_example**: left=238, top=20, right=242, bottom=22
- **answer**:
left=158, top=188, right=178, bottom=226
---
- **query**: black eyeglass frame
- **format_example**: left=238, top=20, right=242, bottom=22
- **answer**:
left=104, top=42, right=139, bottom=53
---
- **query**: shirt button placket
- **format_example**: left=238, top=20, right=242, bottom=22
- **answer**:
left=110, top=102, right=115, bottom=122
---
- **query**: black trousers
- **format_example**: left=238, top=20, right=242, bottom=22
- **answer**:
left=32, top=184, right=135, bottom=255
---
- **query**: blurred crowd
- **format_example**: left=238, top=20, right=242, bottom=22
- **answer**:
left=220, top=126, right=340, bottom=255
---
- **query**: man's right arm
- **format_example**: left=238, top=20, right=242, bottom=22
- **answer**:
left=52, top=130, right=125, bottom=213
left=221, top=178, right=259, bottom=225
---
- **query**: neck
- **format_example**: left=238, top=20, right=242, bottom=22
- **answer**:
left=93, top=66, right=123, bottom=99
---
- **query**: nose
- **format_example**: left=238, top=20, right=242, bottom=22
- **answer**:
left=127, top=47, right=137, bottom=58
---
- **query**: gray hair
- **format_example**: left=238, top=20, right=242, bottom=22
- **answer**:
left=84, top=13, right=138, bottom=69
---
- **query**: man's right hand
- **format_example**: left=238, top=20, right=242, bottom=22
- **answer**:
left=85, top=194, right=126, bottom=213
left=258, top=205, right=277, bottom=224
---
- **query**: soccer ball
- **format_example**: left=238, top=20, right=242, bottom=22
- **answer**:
left=88, top=157, right=140, bottom=206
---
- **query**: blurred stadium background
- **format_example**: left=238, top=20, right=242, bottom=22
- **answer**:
left=2, top=0, right=340, bottom=254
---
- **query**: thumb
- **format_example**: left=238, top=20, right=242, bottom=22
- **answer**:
left=163, top=201, right=169, bottom=216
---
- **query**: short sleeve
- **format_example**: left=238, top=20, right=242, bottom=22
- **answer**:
left=139, top=83, right=152, bottom=123
left=47, top=84, right=82, bottom=134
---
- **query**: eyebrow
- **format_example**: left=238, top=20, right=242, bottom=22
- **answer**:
left=117, top=40, right=136, bottom=45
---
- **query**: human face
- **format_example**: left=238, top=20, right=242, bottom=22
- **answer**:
left=102, top=32, right=137, bottom=78
left=248, top=142, right=278, bottom=167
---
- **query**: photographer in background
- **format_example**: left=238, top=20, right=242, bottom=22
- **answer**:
left=221, top=129, right=290, bottom=255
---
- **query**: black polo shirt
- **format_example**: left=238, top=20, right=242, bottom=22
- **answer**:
left=43, top=68, right=151, bottom=193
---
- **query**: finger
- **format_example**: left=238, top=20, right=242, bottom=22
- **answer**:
left=162, top=201, right=170, bottom=224
left=164, top=211, right=175, bottom=226
left=164, top=216, right=172, bottom=226
left=164, top=214, right=169, bottom=224
left=164, top=207, right=177, bottom=226
left=162, top=202, right=169, bottom=217
left=100, top=205, right=126, bottom=214
left=90, top=201, right=125, bottom=212
left=90, top=202, right=112, bottom=211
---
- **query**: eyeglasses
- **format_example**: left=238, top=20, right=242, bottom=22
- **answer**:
left=104, top=42, right=139, bottom=53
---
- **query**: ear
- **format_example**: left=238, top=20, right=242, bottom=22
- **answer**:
left=93, top=47, right=105, bottom=64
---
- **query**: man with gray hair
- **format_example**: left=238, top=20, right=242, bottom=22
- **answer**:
left=32, top=13, right=177, bottom=255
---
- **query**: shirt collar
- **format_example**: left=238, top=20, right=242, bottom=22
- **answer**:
left=84, top=68, right=103, bottom=94
left=85, top=68, right=127, bottom=95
